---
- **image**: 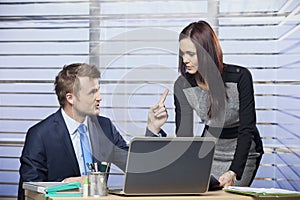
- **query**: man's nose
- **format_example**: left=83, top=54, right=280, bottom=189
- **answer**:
left=95, top=92, right=102, bottom=101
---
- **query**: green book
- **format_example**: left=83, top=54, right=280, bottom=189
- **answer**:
left=224, top=186, right=300, bottom=197
left=44, top=191, right=82, bottom=198
left=44, top=182, right=82, bottom=197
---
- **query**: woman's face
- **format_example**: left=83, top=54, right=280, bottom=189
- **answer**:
left=179, top=38, right=198, bottom=74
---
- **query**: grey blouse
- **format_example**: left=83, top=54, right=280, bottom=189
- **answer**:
left=182, top=82, right=240, bottom=128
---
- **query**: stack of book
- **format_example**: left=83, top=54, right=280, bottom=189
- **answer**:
left=23, top=181, right=82, bottom=197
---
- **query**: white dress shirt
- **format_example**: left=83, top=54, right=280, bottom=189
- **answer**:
left=61, top=109, right=92, bottom=175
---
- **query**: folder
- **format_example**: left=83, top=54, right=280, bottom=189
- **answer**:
left=224, top=186, right=300, bottom=197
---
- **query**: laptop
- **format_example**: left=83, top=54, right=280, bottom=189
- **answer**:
left=108, top=137, right=216, bottom=195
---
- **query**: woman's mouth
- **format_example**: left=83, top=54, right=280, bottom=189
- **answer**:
left=186, top=66, right=193, bottom=70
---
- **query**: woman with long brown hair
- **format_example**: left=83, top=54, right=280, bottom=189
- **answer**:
left=174, top=20, right=263, bottom=187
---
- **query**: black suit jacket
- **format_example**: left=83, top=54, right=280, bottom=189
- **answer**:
left=18, top=109, right=129, bottom=200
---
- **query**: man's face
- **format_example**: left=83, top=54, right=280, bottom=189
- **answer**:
left=72, top=76, right=101, bottom=118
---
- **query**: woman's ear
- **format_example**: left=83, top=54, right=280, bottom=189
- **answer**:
left=65, top=93, right=73, bottom=105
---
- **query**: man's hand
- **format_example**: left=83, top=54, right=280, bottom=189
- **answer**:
left=147, top=89, right=169, bottom=134
left=218, top=170, right=236, bottom=187
left=63, top=176, right=86, bottom=186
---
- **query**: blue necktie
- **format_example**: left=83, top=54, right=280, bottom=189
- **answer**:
left=78, top=124, right=93, bottom=175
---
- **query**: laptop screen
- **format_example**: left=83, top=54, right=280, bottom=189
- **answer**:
left=122, top=137, right=216, bottom=195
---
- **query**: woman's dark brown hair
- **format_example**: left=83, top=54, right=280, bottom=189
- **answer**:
left=178, top=20, right=226, bottom=119
left=179, top=20, right=223, bottom=75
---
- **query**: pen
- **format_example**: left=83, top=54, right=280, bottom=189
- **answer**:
left=94, top=162, right=98, bottom=172
left=104, top=162, right=111, bottom=183
left=86, top=163, right=94, bottom=172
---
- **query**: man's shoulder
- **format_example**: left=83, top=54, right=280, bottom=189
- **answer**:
left=29, top=109, right=61, bottom=131
left=24, top=110, right=62, bottom=140
left=95, top=115, right=110, bottom=122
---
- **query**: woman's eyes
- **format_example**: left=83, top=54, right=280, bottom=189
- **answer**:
left=180, top=51, right=196, bottom=57
left=187, top=52, right=196, bottom=56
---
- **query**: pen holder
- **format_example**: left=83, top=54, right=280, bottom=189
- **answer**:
left=88, top=172, right=107, bottom=197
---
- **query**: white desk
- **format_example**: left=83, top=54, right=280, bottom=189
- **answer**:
left=25, top=189, right=300, bottom=200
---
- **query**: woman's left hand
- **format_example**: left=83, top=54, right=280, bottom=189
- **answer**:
left=218, top=170, right=236, bottom=187
left=147, top=89, right=169, bottom=134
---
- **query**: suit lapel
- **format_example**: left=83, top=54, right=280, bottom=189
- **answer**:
left=54, top=109, right=80, bottom=175
left=87, top=116, right=113, bottom=163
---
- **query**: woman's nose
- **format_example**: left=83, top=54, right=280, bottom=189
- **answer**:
left=182, top=55, right=189, bottom=64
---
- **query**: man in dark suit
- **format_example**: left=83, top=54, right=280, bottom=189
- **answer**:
left=18, top=63, right=168, bottom=200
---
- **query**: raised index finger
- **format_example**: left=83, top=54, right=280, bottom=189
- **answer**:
left=158, top=89, right=169, bottom=104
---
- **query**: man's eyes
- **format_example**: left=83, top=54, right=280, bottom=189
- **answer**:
left=89, top=89, right=99, bottom=95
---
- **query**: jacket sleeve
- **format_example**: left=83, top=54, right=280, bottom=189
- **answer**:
left=18, top=126, right=51, bottom=200
left=145, top=128, right=167, bottom=137
left=229, top=68, right=257, bottom=180
left=19, top=126, right=49, bottom=182
left=174, top=77, right=194, bottom=137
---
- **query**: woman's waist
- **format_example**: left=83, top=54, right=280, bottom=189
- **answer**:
left=203, top=125, right=239, bottom=139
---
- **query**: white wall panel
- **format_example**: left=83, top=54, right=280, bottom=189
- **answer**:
left=0, top=3, right=89, bottom=16
left=220, top=0, right=286, bottom=12
left=221, top=40, right=278, bottom=53
left=100, top=1, right=207, bottom=14
left=0, top=42, right=89, bottom=54
left=0, top=107, right=58, bottom=120
left=0, top=159, right=20, bottom=171
left=0, top=69, right=59, bottom=80
left=255, top=96, right=277, bottom=108
left=219, top=26, right=278, bottom=39
left=0, top=146, right=23, bottom=157
left=257, top=124, right=277, bottom=137
left=0, top=29, right=89, bottom=41
left=223, top=54, right=279, bottom=67
left=0, top=120, right=38, bottom=133
left=256, top=110, right=277, bottom=123
left=0, top=56, right=89, bottom=67
left=0, top=94, right=57, bottom=106
left=0, top=83, right=54, bottom=93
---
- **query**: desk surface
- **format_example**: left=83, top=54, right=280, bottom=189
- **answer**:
left=25, top=190, right=300, bottom=200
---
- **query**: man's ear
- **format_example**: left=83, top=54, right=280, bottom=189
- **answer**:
left=65, top=93, right=73, bottom=105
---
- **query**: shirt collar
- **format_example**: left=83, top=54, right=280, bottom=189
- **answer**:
left=61, top=108, right=88, bottom=135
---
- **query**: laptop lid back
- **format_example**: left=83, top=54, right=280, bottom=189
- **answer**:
left=123, top=137, right=216, bottom=195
